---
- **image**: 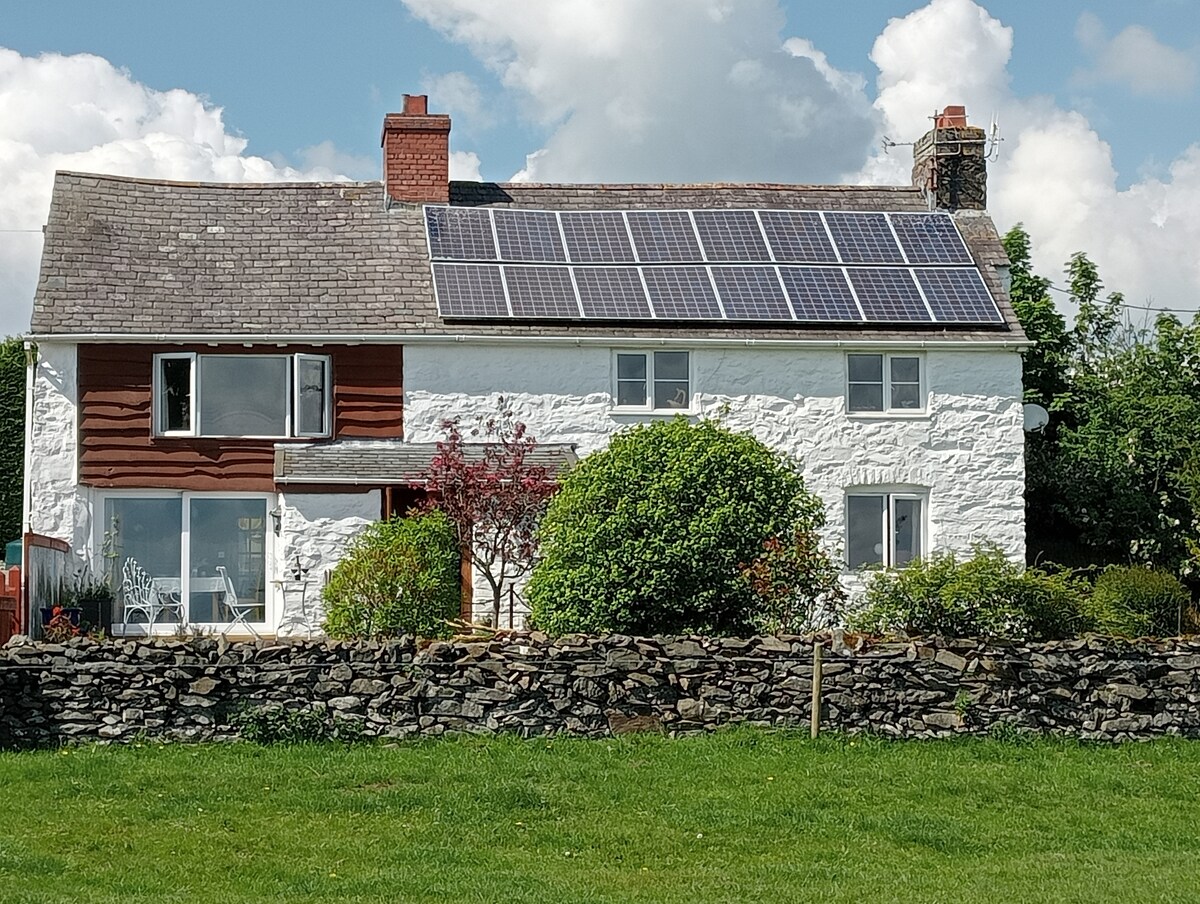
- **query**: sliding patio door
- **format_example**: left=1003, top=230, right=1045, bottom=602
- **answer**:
left=104, top=494, right=270, bottom=630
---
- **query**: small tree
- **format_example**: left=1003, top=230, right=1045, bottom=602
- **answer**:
left=423, top=400, right=559, bottom=627
left=322, top=511, right=460, bottom=639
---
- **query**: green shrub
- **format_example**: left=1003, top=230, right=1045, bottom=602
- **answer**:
left=233, top=704, right=362, bottom=744
left=527, top=417, right=842, bottom=636
left=1084, top=566, right=1193, bottom=637
left=322, top=512, right=461, bottom=639
left=849, top=546, right=1089, bottom=641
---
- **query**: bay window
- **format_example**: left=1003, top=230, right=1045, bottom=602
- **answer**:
left=154, top=353, right=330, bottom=437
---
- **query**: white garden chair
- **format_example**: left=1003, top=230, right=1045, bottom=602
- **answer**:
left=216, top=566, right=261, bottom=639
left=120, top=558, right=184, bottom=635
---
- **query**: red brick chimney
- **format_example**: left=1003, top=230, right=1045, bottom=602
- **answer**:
left=381, top=95, right=451, bottom=205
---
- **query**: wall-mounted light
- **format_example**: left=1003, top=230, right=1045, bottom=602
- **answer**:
left=269, top=506, right=282, bottom=535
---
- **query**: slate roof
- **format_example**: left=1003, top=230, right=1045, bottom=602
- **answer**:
left=274, top=440, right=578, bottom=484
left=31, top=171, right=1025, bottom=343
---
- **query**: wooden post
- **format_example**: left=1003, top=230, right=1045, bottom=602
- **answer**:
left=811, top=642, right=823, bottom=739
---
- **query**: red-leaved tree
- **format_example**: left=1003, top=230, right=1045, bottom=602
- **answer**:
left=423, top=401, right=560, bottom=627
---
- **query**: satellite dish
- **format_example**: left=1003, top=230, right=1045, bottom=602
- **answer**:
left=1023, top=403, right=1050, bottom=433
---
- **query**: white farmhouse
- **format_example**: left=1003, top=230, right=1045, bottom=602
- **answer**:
left=24, top=98, right=1027, bottom=636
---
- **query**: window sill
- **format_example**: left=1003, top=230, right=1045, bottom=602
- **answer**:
left=846, top=411, right=930, bottom=421
left=610, top=407, right=695, bottom=419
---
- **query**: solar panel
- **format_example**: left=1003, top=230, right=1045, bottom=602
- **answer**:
left=560, top=211, right=635, bottom=263
left=642, top=266, right=722, bottom=319
left=710, top=266, right=791, bottom=320
left=778, top=267, right=862, bottom=321
left=574, top=267, right=652, bottom=319
left=493, top=209, right=566, bottom=262
left=626, top=211, right=703, bottom=262
left=425, top=207, right=497, bottom=260
left=823, top=212, right=905, bottom=264
left=759, top=211, right=838, bottom=263
left=432, top=263, right=508, bottom=317
left=915, top=267, right=1003, bottom=323
left=503, top=265, right=579, bottom=318
left=693, top=210, right=771, bottom=262
left=889, top=213, right=973, bottom=265
left=845, top=267, right=931, bottom=322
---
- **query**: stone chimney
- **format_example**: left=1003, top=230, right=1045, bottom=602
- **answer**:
left=381, top=95, right=451, bottom=205
left=911, top=105, right=988, bottom=211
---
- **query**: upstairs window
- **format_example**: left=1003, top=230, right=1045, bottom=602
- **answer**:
left=847, top=353, right=923, bottom=413
left=846, top=492, right=924, bottom=569
left=614, top=351, right=691, bottom=411
left=154, top=353, right=331, bottom=438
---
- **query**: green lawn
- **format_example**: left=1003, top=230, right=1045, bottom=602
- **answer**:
left=1, top=732, right=1198, bottom=903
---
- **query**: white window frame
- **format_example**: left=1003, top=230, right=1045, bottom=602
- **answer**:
left=154, top=352, right=197, bottom=436
left=293, top=353, right=333, bottom=437
left=98, top=490, right=276, bottom=635
left=845, top=489, right=928, bottom=569
left=845, top=352, right=925, bottom=416
left=612, top=349, right=693, bottom=413
left=152, top=353, right=332, bottom=439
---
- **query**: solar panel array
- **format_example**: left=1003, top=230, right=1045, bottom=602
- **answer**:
left=425, top=206, right=1004, bottom=325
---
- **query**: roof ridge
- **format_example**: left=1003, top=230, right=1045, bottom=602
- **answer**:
left=54, top=170, right=376, bottom=190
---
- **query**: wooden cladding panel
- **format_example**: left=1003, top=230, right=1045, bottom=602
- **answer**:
left=79, top=344, right=404, bottom=490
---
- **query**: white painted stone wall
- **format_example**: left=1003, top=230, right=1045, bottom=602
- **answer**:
left=403, top=341, right=1026, bottom=621
left=25, top=341, right=92, bottom=565
left=276, top=490, right=379, bottom=635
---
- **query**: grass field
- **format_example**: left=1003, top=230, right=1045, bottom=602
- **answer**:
left=1, top=732, right=1198, bottom=903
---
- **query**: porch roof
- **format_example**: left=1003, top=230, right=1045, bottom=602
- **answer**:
left=273, top=440, right=579, bottom=485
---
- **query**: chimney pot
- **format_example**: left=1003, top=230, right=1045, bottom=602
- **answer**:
left=935, top=105, right=968, bottom=128
left=403, top=94, right=429, bottom=116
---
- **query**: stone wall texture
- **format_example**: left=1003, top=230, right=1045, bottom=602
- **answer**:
left=3, top=633, right=1198, bottom=749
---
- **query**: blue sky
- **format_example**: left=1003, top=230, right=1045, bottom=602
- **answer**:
left=1, top=0, right=1198, bottom=331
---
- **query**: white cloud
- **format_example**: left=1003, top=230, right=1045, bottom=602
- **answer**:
left=450, top=149, right=483, bottom=181
left=858, top=0, right=1200, bottom=313
left=1074, top=13, right=1197, bottom=97
left=0, top=47, right=349, bottom=334
left=422, top=70, right=494, bottom=129
left=401, top=0, right=877, bottom=184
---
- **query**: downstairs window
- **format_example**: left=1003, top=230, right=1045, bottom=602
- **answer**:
left=846, top=493, right=924, bottom=568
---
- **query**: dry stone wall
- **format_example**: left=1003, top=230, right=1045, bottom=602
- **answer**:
left=2, top=633, right=1199, bottom=748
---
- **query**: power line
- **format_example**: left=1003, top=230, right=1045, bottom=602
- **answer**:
left=1042, top=281, right=1196, bottom=316
left=0, top=229, right=42, bottom=233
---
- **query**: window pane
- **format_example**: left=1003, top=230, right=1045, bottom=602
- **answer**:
left=159, top=358, right=191, bottom=432
left=653, top=380, right=689, bottom=410
left=890, top=356, right=920, bottom=384
left=890, top=383, right=921, bottom=410
left=296, top=356, right=328, bottom=435
left=654, top=351, right=689, bottom=380
left=847, top=495, right=885, bottom=568
left=616, top=353, right=646, bottom=380
left=848, top=383, right=884, bottom=412
left=198, top=356, right=288, bottom=436
left=105, top=497, right=182, bottom=624
left=847, top=354, right=883, bottom=382
left=189, top=498, right=267, bottom=624
left=893, top=498, right=922, bottom=566
left=617, top=379, right=647, bottom=407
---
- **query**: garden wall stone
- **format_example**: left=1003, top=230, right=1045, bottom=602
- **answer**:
left=2, top=632, right=1199, bottom=748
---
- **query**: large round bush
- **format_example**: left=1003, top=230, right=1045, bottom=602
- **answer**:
left=322, top=511, right=461, bottom=639
left=526, top=418, right=835, bottom=636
